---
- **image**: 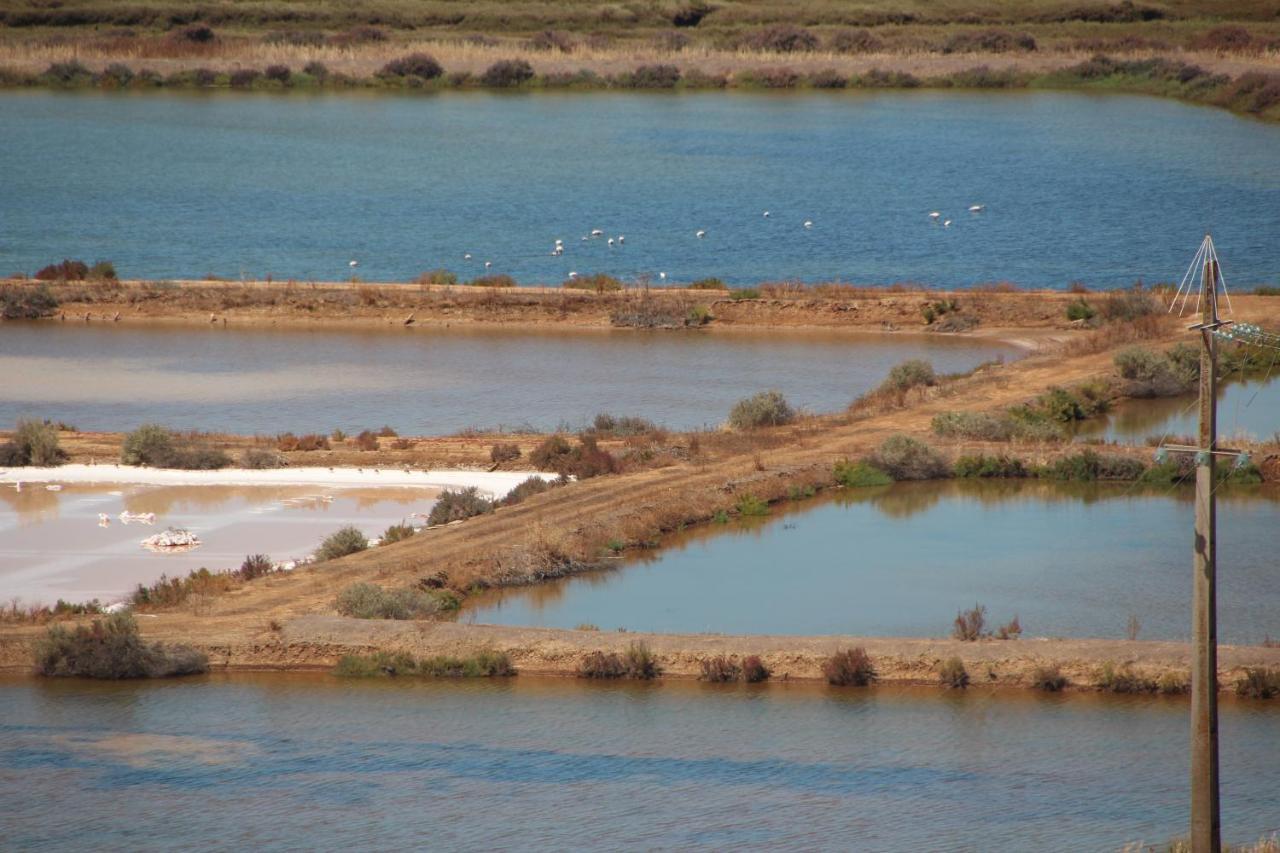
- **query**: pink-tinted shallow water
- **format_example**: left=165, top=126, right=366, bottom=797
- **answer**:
left=0, top=483, right=438, bottom=604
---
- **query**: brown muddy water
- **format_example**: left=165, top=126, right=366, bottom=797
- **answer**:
left=0, top=323, right=1020, bottom=434
left=1, top=672, right=1278, bottom=851
left=0, top=483, right=438, bottom=605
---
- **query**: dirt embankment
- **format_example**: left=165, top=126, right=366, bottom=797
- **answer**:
left=4, top=290, right=1279, bottom=690
left=12, top=277, right=1086, bottom=335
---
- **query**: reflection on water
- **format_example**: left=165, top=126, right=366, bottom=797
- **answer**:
left=0, top=483, right=438, bottom=604
left=467, top=480, right=1280, bottom=643
left=1, top=673, right=1277, bottom=850
left=0, top=323, right=1019, bottom=434
left=1079, top=372, right=1280, bottom=443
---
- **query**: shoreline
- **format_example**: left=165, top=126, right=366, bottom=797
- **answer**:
left=4, top=616, right=1279, bottom=695
left=0, top=463, right=549, bottom=496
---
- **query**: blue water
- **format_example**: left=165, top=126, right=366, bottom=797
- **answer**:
left=2, top=90, right=1279, bottom=287
left=468, top=481, right=1280, bottom=644
left=2, top=674, right=1278, bottom=850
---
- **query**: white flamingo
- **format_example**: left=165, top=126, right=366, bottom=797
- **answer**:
left=607, top=238, right=615, bottom=247
left=695, top=230, right=706, bottom=238
left=763, top=211, right=770, bottom=217
left=929, top=212, right=941, bottom=220
left=348, top=259, right=358, bottom=268
left=590, top=229, right=604, bottom=237
left=803, top=220, right=813, bottom=229
left=484, top=261, right=492, bottom=269
left=968, top=204, right=985, bottom=212
left=943, top=219, right=952, bottom=228
left=659, top=272, right=667, bottom=281
left=617, top=235, right=625, bottom=244
left=464, top=253, right=472, bottom=260
left=568, top=271, right=578, bottom=279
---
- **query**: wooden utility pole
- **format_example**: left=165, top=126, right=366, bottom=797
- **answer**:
left=1190, top=252, right=1221, bottom=853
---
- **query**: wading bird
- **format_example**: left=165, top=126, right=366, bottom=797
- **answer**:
left=763, top=211, right=770, bottom=217
left=484, top=261, right=492, bottom=269
left=464, top=253, right=472, bottom=260
left=349, top=260, right=358, bottom=268
left=929, top=212, right=941, bottom=220
left=695, top=230, right=706, bottom=238
left=943, top=219, right=952, bottom=227
left=803, top=220, right=813, bottom=229
left=968, top=204, right=985, bottom=212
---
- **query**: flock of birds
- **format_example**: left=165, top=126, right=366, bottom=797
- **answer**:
left=343, top=204, right=988, bottom=279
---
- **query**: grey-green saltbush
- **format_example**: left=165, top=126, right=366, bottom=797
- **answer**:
left=335, top=582, right=445, bottom=619
left=728, top=390, right=794, bottom=429
left=869, top=435, right=949, bottom=480
left=315, top=525, right=369, bottom=561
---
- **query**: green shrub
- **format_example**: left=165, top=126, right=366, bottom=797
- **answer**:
left=501, top=475, right=553, bottom=506
left=590, top=413, right=658, bottom=436
left=623, top=641, right=663, bottom=679
left=1045, top=450, right=1146, bottom=481
left=380, top=522, right=416, bottom=544
left=616, top=63, right=681, bottom=88
left=688, top=277, right=727, bottom=290
left=729, top=390, right=794, bottom=429
left=0, top=419, right=68, bottom=466
left=938, top=657, right=970, bottom=688
left=953, top=454, right=1026, bottom=478
left=730, top=288, right=761, bottom=300
left=1097, top=662, right=1159, bottom=693
left=88, top=260, right=117, bottom=280
left=34, top=613, right=208, bottom=679
left=0, top=283, right=59, bottom=319
left=1114, top=346, right=1191, bottom=397
left=687, top=304, right=712, bottom=326
left=466, top=274, right=517, bottom=288
left=417, top=268, right=457, bottom=285
left=1066, top=298, right=1096, bottom=321
left=1031, top=665, right=1068, bottom=691
left=1235, top=667, right=1280, bottom=699
left=879, top=359, right=937, bottom=394
left=700, top=655, right=742, bottom=682
left=742, top=655, right=771, bottom=683
left=1157, top=672, right=1190, bottom=695
left=563, top=273, right=623, bottom=292
left=833, top=459, right=892, bottom=487
left=823, top=647, right=876, bottom=686
left=530, top=435, right=572, bottom=469
left=315, top=525, right=368, bottom=561
left=735, top=493, right=769, bottom=516
left=931, top=411, right=1016, bottom=441
left=869, top=435, right=949, bottom=480
left=428, top=487, right=493, bottom=526
left=335, top=650, right=514, bottom=678
left=120, top=424, right=229, bottom=470
left=335, top=582, right=448, bottom=619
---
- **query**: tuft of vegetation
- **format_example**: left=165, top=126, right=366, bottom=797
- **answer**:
left=379, top=53, right=443, bottom=80
left=869, top=435, right=949, bottom=481
left=577, top=644, right=662, bottom=679
left=563, top=273, right=622, bottom=292
left=1066, top=298, right=1096, bottom=322
left=1114, top=345, right=1197, bottom=397
left=879, top=359, right=937, bottom=394
left=589, top=413, right=658, bottom=436
left=938, top=657, right=970, bottom=689
left=1031, top=665, right=1068, bottom=692
left=466, top=274, right=517, bottom=288
left=833, top=459, right=892, bottom=487
left=334, top=649, right=514, bottom=678
left=277, top=432, right=331, bottom=452
left=0, top=419, right=68, bottom=467
left=314, top=525, right=369, bottom=561
left=1, top=283, right=60, bottom=319
left=417, top=268, right=457, bottom=285
left=700, top=655, right=742, bottom=682
left=428, top=487, right=493, bottom=526
left=500, top=475, right=553, bottom=506
left=738, top=24, right=818, bottom=53
left=578, top=650, right=627, bottom=679
left=34, top=612, right=208, bottom=679
left=240, top=447, right=286, bottom=469
left=823, top=647, right=877, bottom=686
left=728, top=390, right=794, bottom=430
left=1235, top=667, right=1280, bottom=699
left=334, top=582, right=453, bottom=619
left=528, top=434, right=616, bottom=478
left=239, top=554, right=274, bottom=580
left=952, top=603, right=987, bottom=641
left=688, top=277, right=727, bottom=290
left=490, top=442, right=521, bottom=463
left=735, top=493, right=770, bottom=517
left=953, top=454, right=1027, bottom=478
left=742, top=655, right=771, bottom=683
left=1097, top=662, right=1161, bottom=694
left=120, top=424, right=230, bottom=470
left=931, top=411, right=1016, bottom=441
left=380, top=522, right=416, bottom=544
left=481, top=59, right=535, bottom=87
